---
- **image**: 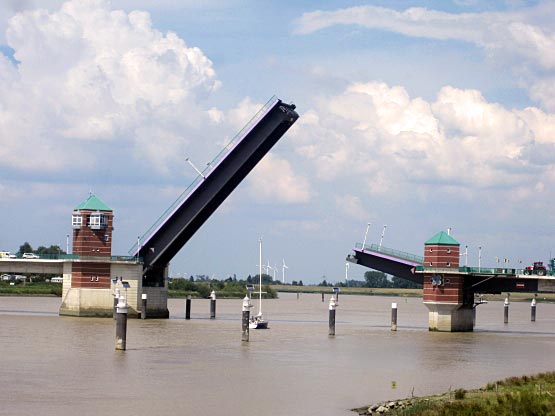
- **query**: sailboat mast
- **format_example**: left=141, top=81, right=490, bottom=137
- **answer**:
left=259, top=237, right=262, bottom=315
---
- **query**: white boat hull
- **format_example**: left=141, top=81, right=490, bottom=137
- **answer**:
left=249, top=315, right=269, bottom=329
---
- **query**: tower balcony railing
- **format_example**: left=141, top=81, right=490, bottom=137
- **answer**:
left=415, top=265, right=555, bottom=277
left=356, top=243, right=424, bottom=264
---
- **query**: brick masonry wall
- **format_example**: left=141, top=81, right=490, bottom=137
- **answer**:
left=423, top=273, right=464, bottom=303
left=424, top=244, right=460, bottom=268
left=71, top=262, right=111, bottom=288
left=72, top=211, right=113, bottom=257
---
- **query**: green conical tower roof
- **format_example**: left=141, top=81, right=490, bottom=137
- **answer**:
left=75, top=194, right=112, bottom=211
left=425, top=231, right=459, bottom=246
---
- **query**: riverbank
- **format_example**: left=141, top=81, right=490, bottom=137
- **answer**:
left=3, top=281, right=555, bottom=302
left=353, top=372, right=555, bottom=415
left=274, top=285, right=423, bottom=297
left=0, top=282, right=61, bottom=296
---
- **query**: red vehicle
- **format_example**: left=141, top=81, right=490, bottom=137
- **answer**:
left=524, top=261, right=547, bottom=276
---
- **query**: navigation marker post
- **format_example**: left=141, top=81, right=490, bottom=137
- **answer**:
left=391, top=303, right=398, bottom=331
left=531, top=294, right=537, bottom=322
left=210, top=290, right=216, bottom=319
left=141, top=293, right=147, bottom=319
left=185, top=295, right=191, bottom=320
left=112, top=287, right=120, bottom=320
left=329, top=287, right=339, bottom=336
left=242, top=286, right=254, bottom=342
left=504, top=294, right=510, bottom=324
left=115, top=296, right=128, bottom=351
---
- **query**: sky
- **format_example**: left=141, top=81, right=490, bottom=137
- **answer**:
left=0, top=0, right=554, bottom=284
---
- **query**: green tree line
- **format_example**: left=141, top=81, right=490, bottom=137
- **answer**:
left=17, top=242, right=66, bottom=256
left=318, top=271, right=421, bottom=289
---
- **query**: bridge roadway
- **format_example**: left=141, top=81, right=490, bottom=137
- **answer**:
left=0, top=258, right=66, bottom=275
left=347, top=243, right=555, bottom=294
left=0, top=256, right=139, bottom=276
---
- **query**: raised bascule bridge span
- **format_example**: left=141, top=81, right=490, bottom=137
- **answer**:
left=347, top=232, right=555, bottom=332
left=347, top=243, right=424, bottom=283
left=130, top=96, right=299, bottom=289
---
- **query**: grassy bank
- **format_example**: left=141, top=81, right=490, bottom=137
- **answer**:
left=276, top=285, right=423, bottom=298
left=0, top=282, right=62, bottom=296
left=353, top=372, right=555, bottom=415
left=168, top=280, right=278, bottom=299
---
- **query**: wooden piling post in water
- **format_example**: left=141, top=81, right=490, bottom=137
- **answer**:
left=242, top=296, right=253, bottom=342
left=391, top=302, right=398, bottom=331
left=141, top=293, right=147, bottom=319
left=115, top=296, right=128, bottom=351
left=504, top=295, right=510, bottom=324
left=531, top=294, right=537, bottom=322
left=210, top=290, right=216, bottom=319
left=328, top=295, right=338, bottom=336
left=185, top=295, right=191, bottom=320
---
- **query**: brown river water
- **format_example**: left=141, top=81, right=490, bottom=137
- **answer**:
left=1, top=293, right=555, bottom=416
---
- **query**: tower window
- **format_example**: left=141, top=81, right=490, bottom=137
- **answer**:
left=446, top=262, right=451, bottom=267
left=429, top=248, right=433, bottom=252
left=72, top=214, right=82, bottom=229
left=447, top=248, right=451, bottom=253
left=429, top=262, right=433, bottom=266
left=88, top=212, right=107, bottom=230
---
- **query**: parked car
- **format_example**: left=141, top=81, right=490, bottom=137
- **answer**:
left=0, top=251, right=16, bottom=259
left=22, top=253, right=39, bottom=259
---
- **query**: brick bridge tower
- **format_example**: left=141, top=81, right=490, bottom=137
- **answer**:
left=422, top=230, right=474, bottom=331
left=70, top=194, right=114, bottom=289
left=60, top=194, right=167, bottom=318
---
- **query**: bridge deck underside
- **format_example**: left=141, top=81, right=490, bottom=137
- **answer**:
left=348, top=248, right=423, bottom=284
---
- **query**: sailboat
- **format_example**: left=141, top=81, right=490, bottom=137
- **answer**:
left=250, top=237, right=269, bottom=329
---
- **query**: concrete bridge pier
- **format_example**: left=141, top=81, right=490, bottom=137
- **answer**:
left=424, top=302, right=474, bottom=332
left=422, top=271, right=475, bottom=332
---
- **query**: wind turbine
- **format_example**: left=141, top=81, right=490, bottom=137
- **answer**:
left=264, top=260, right=273, bottom=276
left=282, top=259, right=288, bottom=284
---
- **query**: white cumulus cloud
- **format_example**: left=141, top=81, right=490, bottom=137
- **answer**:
left=293, top=3, right=555, bottom=111
left=0, top=0, right=221, bottom=174
left=290, top=81, right=555, bottom=198
left=248, top=154, right=312, bottom=204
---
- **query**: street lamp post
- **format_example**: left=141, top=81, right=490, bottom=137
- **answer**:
left=379, top=225, right=387, bottom=250
left=478, top=246, right=482, bottom=272
left=460, top=245, right=468, bottom=267
left=362, top=222, right=371, bottom=251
